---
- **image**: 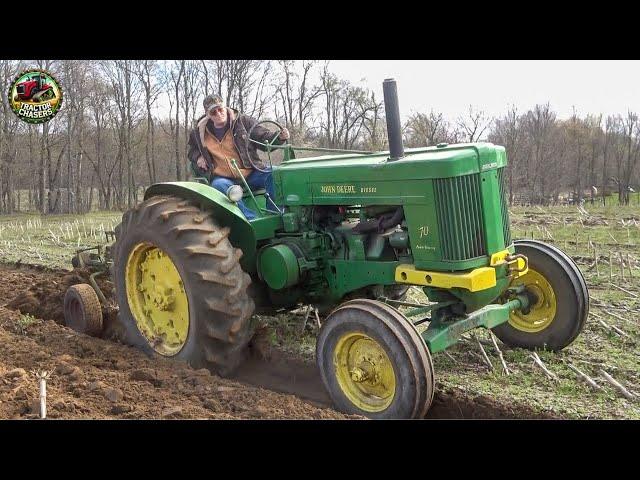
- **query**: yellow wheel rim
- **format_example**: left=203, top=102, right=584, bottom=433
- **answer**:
left=125, top=243, right=189, bottom=356
left=334, top=332, right=396, bottom=413
left=509, top=268, right=557, bottom=333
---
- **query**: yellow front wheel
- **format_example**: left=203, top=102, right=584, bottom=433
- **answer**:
left=493, top=240, right=589, bottom=351
left=508, top=268, right=557, bottom=333
left=317, top=299, right=434, bottom=419
left=334, top=331, right=397, bottom=413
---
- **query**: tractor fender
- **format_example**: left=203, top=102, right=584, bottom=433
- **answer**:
left=144, top=182, right=257, bottom=272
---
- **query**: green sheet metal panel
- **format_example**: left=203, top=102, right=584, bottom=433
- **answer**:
left=274, top=143, right=510, bottom=270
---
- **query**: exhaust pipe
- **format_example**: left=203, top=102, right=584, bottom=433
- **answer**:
left=383, top=78, right=404, bottom=161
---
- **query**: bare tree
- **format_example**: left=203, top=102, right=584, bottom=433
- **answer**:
left=102, top=60, right=143, bottom=208
left=135, top=60, right=163, bottom=184
left=620, top=111, right=640, bottom=205
left=318, top=65, right=378, bottom=149
left=586, top=114, right=602, bottom=204
left=274, top=60, right=322, bottom=140
left=523, top=103, right=556, bottom=203
left=361, top=91, right=385, bottom=150
left=490, top=105, right=521, bottom=202
left=80, top=73, right=119, bottom=209
left=457, top=105, right=492, bottom=142
left=32, top=59, right=57, bottom=214
left=162, top=60, right=185, bottom=182
left=181, top=60, right=202, bottom=178
left=4, top=60, right=640, bottom=213
left=566, top=108, right=587, bottom=203
left=405, top=110, right=454, bottom=147
left=601, top=115, right=618, bottom=205
left=0, top=60, right=23, bottom=213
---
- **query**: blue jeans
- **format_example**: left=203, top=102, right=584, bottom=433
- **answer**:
left=210, top=169, right=275, bottom=220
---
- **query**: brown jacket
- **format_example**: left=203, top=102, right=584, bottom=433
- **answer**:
left=202, top=124, right=252, bottom=179
left=187, top=108, right=284, bottom=178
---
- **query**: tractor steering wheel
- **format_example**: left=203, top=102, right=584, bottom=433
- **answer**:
left=247, top=120, right=288, bottom=172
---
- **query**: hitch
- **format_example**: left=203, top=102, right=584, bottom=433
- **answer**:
left=506, top=253, right=528, bottom=274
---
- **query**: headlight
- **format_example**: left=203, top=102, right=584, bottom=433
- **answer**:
left=227, top=185, right=244, bottom=203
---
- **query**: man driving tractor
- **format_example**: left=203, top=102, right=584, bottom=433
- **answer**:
left=187, top=94, right=290, bottom=220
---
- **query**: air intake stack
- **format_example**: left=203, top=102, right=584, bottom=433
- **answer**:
left=383, top=78, right=405, bottom=161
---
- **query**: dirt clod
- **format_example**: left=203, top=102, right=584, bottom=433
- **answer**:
left=34, top=351, right=49, bottom=361
left=130, top=369, right=159, bottom=384
left=55, top=362, right=77, bottom=375
left=104, top=387, right=124, bottom=403
left=110, top=404, right=132, bottom=415
left=28, top=399, right=41, bottom=414
left=4, top=368, right=27, bottom=380
left=113, top=360, right=129, bottom=370
left=87, top=381, right=105, bottom=392
left=161, top=406, right=183, bottom=418
left=13, top=385, right=29, bottom=401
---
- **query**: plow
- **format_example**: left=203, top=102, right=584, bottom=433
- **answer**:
left=62, top=79, right=589, bottom=419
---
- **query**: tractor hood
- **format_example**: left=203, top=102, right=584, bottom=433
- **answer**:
left=274, top=142, right=507, bottom=206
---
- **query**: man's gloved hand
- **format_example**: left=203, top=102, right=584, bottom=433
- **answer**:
left=196, top=156, right=208, bottom=170
left=278, top=128, right=290, bottom=141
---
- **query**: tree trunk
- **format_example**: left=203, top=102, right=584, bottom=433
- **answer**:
left=39, top=123, right=48, bottom=214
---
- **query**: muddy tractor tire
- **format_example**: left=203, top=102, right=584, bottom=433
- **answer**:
left=492, top=239, right=589, bottom=351
left=317, top=299, right=434, bottom=419
left=112, top=195, right=254, bottom=377
left=63, top=283, right=104, bottom=336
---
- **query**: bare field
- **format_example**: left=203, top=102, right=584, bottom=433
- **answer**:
left=1, top=205, right=639, bottom=419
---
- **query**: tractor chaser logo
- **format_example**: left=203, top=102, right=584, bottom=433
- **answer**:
left=8, top=69, right=63, bottom=124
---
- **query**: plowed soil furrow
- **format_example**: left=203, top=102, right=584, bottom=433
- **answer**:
left=0, top=264, right=355, bottom=419
left=0, top=262, right=556, bottom=419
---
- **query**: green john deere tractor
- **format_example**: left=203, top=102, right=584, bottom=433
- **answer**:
left=71, top=79, right=588, bottom=419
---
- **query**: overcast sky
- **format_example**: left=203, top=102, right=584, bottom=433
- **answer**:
left=322, top=60, right=640, bottom=121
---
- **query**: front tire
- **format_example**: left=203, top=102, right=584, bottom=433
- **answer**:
left=317, top=299, right=434, bottom=419
left=112, top=195, right=254, bottom=376
left=492, top=240, right=589, bottom=351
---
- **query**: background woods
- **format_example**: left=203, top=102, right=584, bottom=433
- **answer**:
left=1, top=60, right=639, bottom=214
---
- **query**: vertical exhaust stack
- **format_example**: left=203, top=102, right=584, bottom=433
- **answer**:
left=383, top=78, right=405, bottom=161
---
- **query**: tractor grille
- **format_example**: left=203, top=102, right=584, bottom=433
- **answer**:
left=497, top=168, right=512, bottom=246
left=17, top=85, right=24, bottom=94
left=434, top=173, right=487, bottom=261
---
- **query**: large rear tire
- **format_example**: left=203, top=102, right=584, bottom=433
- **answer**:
left=492, top=239, right=589, bottom=351
left=112, top=195, right=254, bottom=376
left=317, top=299, right=434, bottom=419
